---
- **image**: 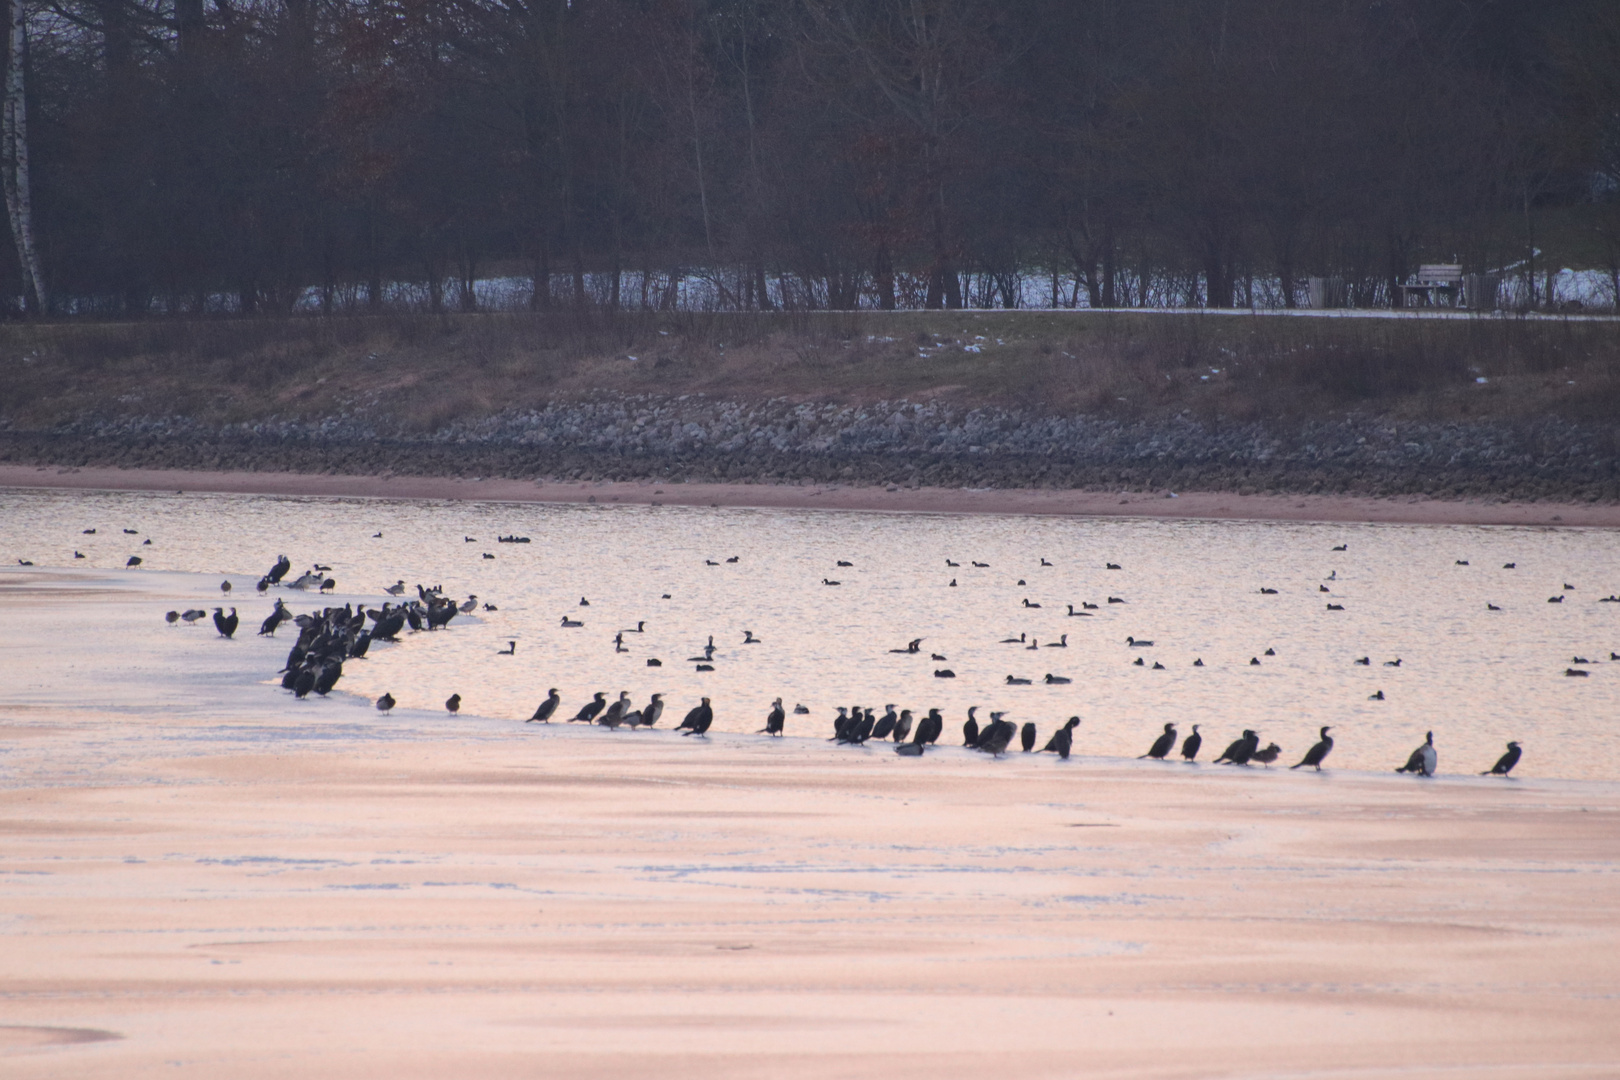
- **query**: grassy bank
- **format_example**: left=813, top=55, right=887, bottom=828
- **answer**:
left=2, top=309, right=1618, bottom=431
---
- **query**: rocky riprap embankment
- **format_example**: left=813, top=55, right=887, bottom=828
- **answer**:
left=2, top=396, right=1617, bottom=500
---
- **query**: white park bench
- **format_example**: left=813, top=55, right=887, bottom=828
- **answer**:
left=1395, top=264, right=1463, bottom=307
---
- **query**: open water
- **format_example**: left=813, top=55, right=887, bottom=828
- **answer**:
left=3, top=486, right=1618, bottom=781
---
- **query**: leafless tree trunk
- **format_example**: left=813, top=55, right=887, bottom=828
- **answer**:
left=2, top=0, right=46, bottom=314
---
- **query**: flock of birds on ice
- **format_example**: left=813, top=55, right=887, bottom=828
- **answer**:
left=86, top=532, right=1563, bottom=781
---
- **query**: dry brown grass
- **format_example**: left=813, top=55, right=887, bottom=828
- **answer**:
left=1, top=309, right=1617, bottom=429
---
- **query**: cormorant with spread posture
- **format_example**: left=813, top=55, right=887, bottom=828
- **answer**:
left=1483, top=741, right=1522, bottom=776
left=1396, top=731, right=1437, bottom=776
left=212, top=607, right=239, bottom=639
left=1140, top=723, right=1177, bottom=760
left=528, top=690, right=561, bottom=723
left=1291, top=727, right=1334, bottom=770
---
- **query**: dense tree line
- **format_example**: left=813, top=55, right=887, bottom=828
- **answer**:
left=2, top=0, right=1617, bottom=315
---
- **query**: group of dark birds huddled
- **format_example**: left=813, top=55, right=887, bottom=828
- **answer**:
left=153, top=545, right=1540, bottom=782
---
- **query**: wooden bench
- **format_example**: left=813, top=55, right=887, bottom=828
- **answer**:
left=1395, top=264, right=1463, bottom=307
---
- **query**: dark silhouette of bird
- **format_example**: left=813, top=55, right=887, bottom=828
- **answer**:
left=599, top=693, right=631, bottom=730
left=445, top=694, right=461, bottom=714
left=759, top=698, right=786, bottom=736
left=1193, top=658, right=1204, bottom=667
left=126, top=556, right=142, bottom=567
left=1105, top=562, right=1121, bottom=570
left=123, top=528, right=138, bottom=535
left=258, top=599, right=289, bottom=636
left=893, top=710, right=914, bottom=743
left=1020, top=722, right=1037, bottom=752
left=220, top=579, right=232, bottom=593
left=1264, top=647, right=1276, bottom=656
left=1215, top=730, right=1260, bottom=765
left=1396, top=731, right=1436, bottom=776
left=1354, top=657, right=1370, bottom=665
left=528, top=689, right=561, bottom=723
left=962, top=707, right=980, bottom=747
left=1251, top=743, right=1282, bottom=766
left=165, top=610, right=180, bottom=626
left=1483, top=742, right=1522, bottom=776
left=1503, top=563, right=1515, bottom=569
left=73, top=551, right=84, bottom=559
left=267, top=555, right=291, bottom=584
left=837, top=560, right=853, bottom=567
left=945, top=559, right=958, bottom=567
left=972, top=561, right=989, bottom=568
left=1000, top=633, right=1025, bottom=644
left=640, top=694, right=665, bottom=727
left=1041, top=717, right=1079, bottom=758
left=560, top=616, right=583, bottom=628
left=677, top=698, right=714, bottom=736
left=212, top=607, right=239, bottom=638
left=1332, top=544, right=1346, bottom=551
left=1181, top=725, right=1203, bottom=761
left=1022, top=598, right=1041, bottom=608
left=1040, top=558, right=1053, bottom=566
left=1370, top=690, right=1385, bottom=699
left=1292, top=727, right=1334, bottom=770
left=1260, top=587, right=1278, bottom=594
left=1384, top=658, right=1402, bottom=667
left=1487, top=603, right=1501, bottom=610
left=1250, top=657, right=1262, bottom=665
left=975, top=716, right=1015, bottom=756
left=934, top=669, right=955, bottom=678
left=376, top=693, right=395, bottom=712
left=889, top=638, right=924, bottom=654
left=1140, top=723, right=1177, bottom=760
left=1044, top=673, right=1071, bottom=684
left=872, top=706, right=897, bottom=741
left=571, top=692, right=607, bottom=723
left=822, top=578, right=840, bottom=586
left=1127, top=636, right=1153, bottom=647
left=1044, top=635, right=1068, bottom=647
left=498, top=641, right=516, bottom=655
left=647, top=658, right=662, bottom=667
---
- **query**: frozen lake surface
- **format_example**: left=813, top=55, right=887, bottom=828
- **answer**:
left=3, top=486, right=1618, bottom=781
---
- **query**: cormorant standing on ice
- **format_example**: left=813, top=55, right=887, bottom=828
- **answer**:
left=1215, top=730, right=1260, bottom=765
left=759, top=698, right=786, bottom=736
left=445, top=694, right=461, bottom=714
left=1180, top=725, right=1202, bottom=761
left=1020, top=722, right=1037, bottom=752
left=677, top=698, right=714, bottom=736
left=571, top=692, right=607, bottom=724
left=641, top=694, right=665, bottom=727
left=212, top=607, right=238, bottom=638
left=376, top=693, right=395, bottom=712
left=528, top=689, right=561, bottom=723
left=1040, top=717, right=1080, bottom=758
left=1292, top=727, right=1334, bottom=770
left=1483, top=741, right=1522, bottom=776
left=258, top=600, right=289, bottom=637
left=1396, top=731, right=1437, bottom=776
left=962, top=706, right=980, bottom=747
left=1140, top=723, right=1177, bottom=760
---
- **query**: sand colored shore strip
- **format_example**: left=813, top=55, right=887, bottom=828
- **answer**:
left=5, top=462, right=1620, bottom=526
left=3, top=571, right=1620, bottom=1078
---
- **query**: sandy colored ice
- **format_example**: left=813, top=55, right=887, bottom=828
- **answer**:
left=2, top=568, right=1619, bottom=1079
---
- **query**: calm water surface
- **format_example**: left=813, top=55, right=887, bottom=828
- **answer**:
left=5, top=487, right=1619, bottom=781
